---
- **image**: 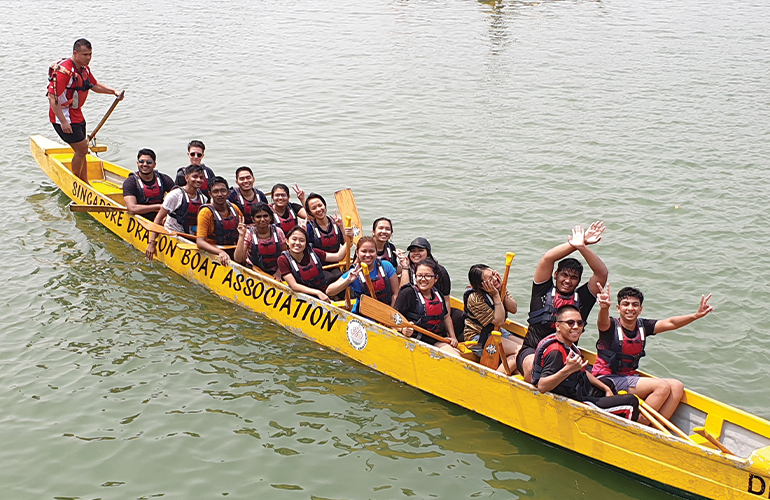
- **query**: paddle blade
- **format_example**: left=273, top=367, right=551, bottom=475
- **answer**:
left=359, top=295, right=402, bottom=328
left=335, top=189, right=362, bottom=244
left=69, top=204, right=127, bottom=213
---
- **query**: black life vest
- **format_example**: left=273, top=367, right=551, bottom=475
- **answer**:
left=133, top=171, right=165, bottom=205
left=170, top=188, right=208, bottom=234
left=249, top=225, right=283, bottom=274
left=48, top=59, right=94, bottom=109
left=378, top=241, right=399, bottom=268
left=175, top=165, right=214, bottom=195
left=272, top=203, right=298, bottom=234
left=353, top=259, right=392, bottom=304
left=462, top=287, right=496, bottom=346
left=403, top=284, right=446, bottom=334
left=308, top=217, right=344, bottom=254
left=531, top=334, right=593, bottom=399
left=231, top=187, right=266, bottom=224
left=528, top=286, right=582, bottom=327
left=595, top=319, right=647, bottom=376
left=282, top=247, right=327, bottom=290
left=202, top=202, right=239, bottom=246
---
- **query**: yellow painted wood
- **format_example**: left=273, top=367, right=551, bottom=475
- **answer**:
left=30, top=135, right=770, bottom=500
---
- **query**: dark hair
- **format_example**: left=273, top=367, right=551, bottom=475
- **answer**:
left=235, top=166, right=253, bottom=178
left=271, top=183, right=290, bottom=196
left=185, top=164, right=205, bottom=176
left=414, top=258, right=440, bottom=276
left=304, top=193, right=326, bottom=213
left=617, top=287, right=644, bottom=306
left=73, top=39, right=91, bottom=52
left=286, top=225, right=309, bottom=241
left=250, top=202, right=274, bottom=220
left=556, top=258, right=583, bottom=280
left=555, top=304, right=581, bottom=320
left=468, top=264, right=490, bottom=290
left=187, top=140, right=205, bottom=152
left=210, top=176, right=229, bottom=190
left=137, top=148, right=156, bottom=162
left=372, top=217, right=393, bottom=232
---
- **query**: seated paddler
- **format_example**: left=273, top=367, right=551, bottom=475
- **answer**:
left=463, top=264, right=519, bottom=374
left=228, top=166, right=268, bottom=224
left=304, top=193, right=346, bottom=283
left=533, top=305, right=639, bottom=421
left=233, top=202, right=287, bottom=279
left=277, top=226, right=352, bottom=303
left=122, top=148, right=174, bottom=222
left=175, top=140, right=216, bottom=196
left=196, top=176, right=243, bottom=266
left=394, top=259, right=460, bottom=355
left=270, top=183, right=308, bottom=234
left=371, top=217, right=400, bottom=272
left=593, top=284, right=713, bottom=422
left=326, top=236, right=399, bottom=313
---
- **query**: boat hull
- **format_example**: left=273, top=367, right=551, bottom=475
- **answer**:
left=31, top=135, right=770, bottom=500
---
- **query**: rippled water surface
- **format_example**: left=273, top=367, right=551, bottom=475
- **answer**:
left=2, top=0, right=769, bottom=498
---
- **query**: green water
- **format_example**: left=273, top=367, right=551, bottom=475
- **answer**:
left=2, top=0, right=769, bottom=498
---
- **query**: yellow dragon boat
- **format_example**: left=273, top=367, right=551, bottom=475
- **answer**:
left=31, top=135, right=770, bottom=500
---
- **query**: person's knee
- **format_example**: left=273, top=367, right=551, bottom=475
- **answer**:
left=666, top=379, right=684, bottom=399
left=653, top=380, right=672, bottom=397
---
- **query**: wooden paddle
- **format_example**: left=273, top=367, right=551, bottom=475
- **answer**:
left=344, top=216, right=353, bottom=311
left=87, top=90, right=125, bottom=147
left=334, top=189, right=363, bottom=245
left=70, top=204, right=127, bottom=213
left=693, top=427, right=734, bottom=455
left=500, top=252, right=515, bottom=299
left=359, top=295, right=448, bottom=344
left=133, top=217, right=197, bottom=239
left=478, top=331, right=511, bottom=376
left=322, top=262, right=346, bottom=271
left=177, top=243, right=236, bottom=251
left=360, top=262, right=378, bottom=298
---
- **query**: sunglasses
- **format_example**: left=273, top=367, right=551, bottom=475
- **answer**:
left=138, top=160, right=154, bottom=164
left=556, top=319, right=586, bottom=328
left=189, top=152, right=203, bottom=157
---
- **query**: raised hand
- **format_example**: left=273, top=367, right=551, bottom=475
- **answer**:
left=490, top=269, right=503, bottom=290
left=568, top=225, right=586, bottom=248
left=695, top=293, right=714, bottom=319
left=348, top=264, right=361, bottom=282
left=564, top=350, right=588, bottom=374
left=482, top=277, right=501, bottom=297
left=292, top=183, right=305, bottom=202
left=597, top=282, right=611, bottom=309
left=396, top=249, right=409, bottom=268
left=584, top=221, right=606, bottom=245
left=236, top=216, right=247, bottom=237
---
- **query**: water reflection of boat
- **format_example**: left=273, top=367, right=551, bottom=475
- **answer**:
left=31, top=135, right=770, bottom=500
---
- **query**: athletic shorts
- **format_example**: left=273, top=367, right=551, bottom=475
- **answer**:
left=515, top=345, right=536, bottom=378
left=597, top=374, right=641, bottom=393
left=469, top=328, right=514, bottom=357
left=53, top=121, right=87, bottom=144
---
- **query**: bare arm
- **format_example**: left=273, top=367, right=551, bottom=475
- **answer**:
left=587, top=371, right=614, bottom=397
left=325, top=265, right=359, bottom=297
left=47, top=93, right=72, bottom=133
left=533, top=242, right=576, bottom=283
left=323, top=228, right=354, bottom=262
left=91, top=82, right=121, bottom=96
left=443, top=311, right=458, bottom=347
left=537, top=352, right=587, bottom=393
left=388, top=274, right=400, bottom=307
left=282, top=272, right=330, bottom=302
left=233, top=221, right=248, bottom=264
left=654, top=294, right=714, bottom=334
left=596, top=282, right=612, bottom=332
left=123, top=195, right=162, bottom=216
left=145, top=206, right=172, bottom=261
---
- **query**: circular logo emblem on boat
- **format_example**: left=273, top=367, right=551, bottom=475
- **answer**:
left=346, top=320, right=368, bottom=351
left=485, top=344, right=497, bottom=355
left=393, top=313, right=403, bottom=325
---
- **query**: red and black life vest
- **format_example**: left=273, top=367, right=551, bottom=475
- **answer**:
left=170, top=188, right=208, bottom=234
left=48, top=59, right=94, bottom=109
left=378, top=242, right=399, bottom=269
left=231, top=187, right=266, bottom=225
left=594, top=319, right=647, bottom=376
left=462, top=287, right=496, bottom=345
left=249, top=225, right=282, bottom=274
left=272, top=203, right=298, bottom=234
left=308, top=217, right=344, bottom=254
left=133, top=171, right=165, bottom=205
left=531, top=334, right=592, bottom=399
left=282, top=247, right=327, bottom=290
left=403, top=284, right=446, bottom=334
left=528, top=287, right=582, bottom=328
left=202, top=202, right=239, bottom=246
left=353, top=259, right=392, bottom=304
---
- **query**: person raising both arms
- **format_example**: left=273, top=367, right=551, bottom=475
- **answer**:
left=196, top=177, right=244, bottom=266
left=463, top=264, right=519, bottom=374
left=593, top=284, right=713, bottom=422
left=371, top=217, right=400, bottom=272
left=517, top=222, right=608, bottom=383
left=394, top=259, right=460, bottom=355
left=532, top=305, right=639, bottom=422
left=326, top=236, right=400, bottom=314
left=270, top=183, right=308, bottom=234
left=47, top=38, right=124, bottom=184
left=228, top=166, right=268, bottom=224
left=277, top=226, right=352, bottom=303
left=122, top=148, right=174, bottom=222
left=233, top=203, right=287, bottom=279
left=146, top=164, right=209, bottom=261
left=175, top=140, right=216, bottom=196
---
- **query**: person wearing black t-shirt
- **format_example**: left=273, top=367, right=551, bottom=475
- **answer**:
left=122, top=148, right=174, bottom=223
left=517, top=222, right=609, bottom=383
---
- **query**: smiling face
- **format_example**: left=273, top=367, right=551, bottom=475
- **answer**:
left=555, top=308, right=585, bottom=346
left=187, top=146, right=204, bottom=166
left=481, top=268, right=501, bottom=290
left=617, top=296, right=643, bottom=326
left=307, top=198, right=326, bottom=220
left=136, top=155, right=155, bottom=176
left=357, top=240, right=377, bottom=267
left=287, top=231, right=307, bottom=254
left=409, top=248, right=428, bottom=264
left=236, top=170, right=254, bottom=191
left=271, top=188, right=289, bottom=208
left=186, top=171, right=204, bottom=190
left=373, top=220, right=392, bottom=243
left=554, top=268, right=580, bottom=295
left=413, top=264, right=437, bottom=293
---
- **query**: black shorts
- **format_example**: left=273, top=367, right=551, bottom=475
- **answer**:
left=53, top=122, right=87, bottom=144
left=516, top=345, right=536, bottom=378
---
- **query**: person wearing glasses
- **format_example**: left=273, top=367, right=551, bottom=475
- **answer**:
left=394, top=259, right=460, bottom=355
left=592, top=284, right=713, bottom=422
left=122, top=148, right=174, bottom=222
left=175, top=140, right=216, bottom=196
left=516, top=222, right=608, bottom=383
left=532, top=305, right=639, bottom=421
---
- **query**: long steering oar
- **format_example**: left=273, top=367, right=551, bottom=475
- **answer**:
left=359, top=295, right=448, bottom=344
left=334, top=189, right=362, bottom=245
left=87, top=90, right=125, bottom=149
left=344, top=216, right=353, bottom=311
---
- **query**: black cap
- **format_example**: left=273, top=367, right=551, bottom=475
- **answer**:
left=407, top=237, right=431, bottom=252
